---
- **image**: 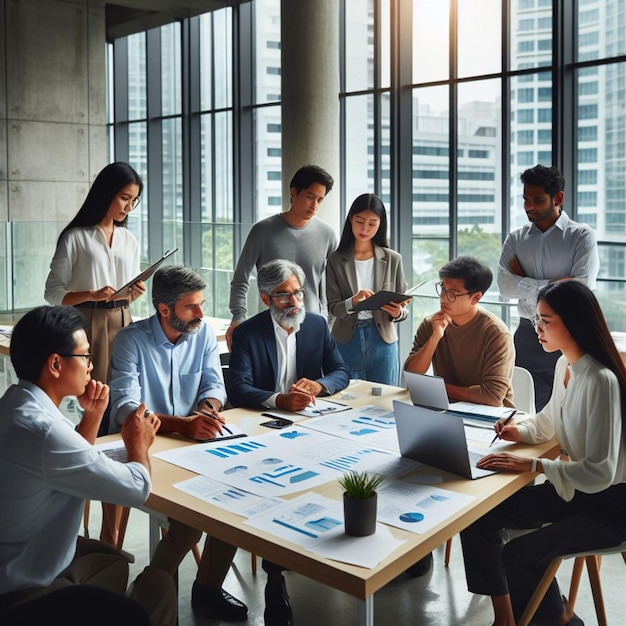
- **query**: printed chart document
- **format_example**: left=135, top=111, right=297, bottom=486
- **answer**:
left=110, top=248, right=178, bottom=299
left=301, top=405, right=401, bottom=452
left=376, top=478, right=475, bottom=534
left=262, top=398, right=350, bottom=421
left=174, top=475, right=283, bottom=517
left=245, top=492, right=405, bottom=568
left=154, top=425, right=413, bottom=497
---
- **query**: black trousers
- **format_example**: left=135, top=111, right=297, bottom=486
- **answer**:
left=514, top=318, right=561, bottom=412
left=460, top=482, right=626, bottom=623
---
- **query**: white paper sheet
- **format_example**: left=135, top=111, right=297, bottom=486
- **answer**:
left=376, top=478, right=475, bottom=534
left=174, top=474, right=283, bottom=517
left=244, top=492, right=405, bottom=568
left=155, top=426, right=414, bottom=497
left=300, top=405, right=400, bottom=452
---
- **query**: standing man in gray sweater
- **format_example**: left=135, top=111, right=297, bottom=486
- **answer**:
left=226, top=165, right=337, bottom=348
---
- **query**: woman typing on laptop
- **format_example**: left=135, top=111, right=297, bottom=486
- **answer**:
left=461, top=280, right=626, bottom=626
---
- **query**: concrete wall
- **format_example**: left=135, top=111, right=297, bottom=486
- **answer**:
left=1, top=0, right=108, bottom=224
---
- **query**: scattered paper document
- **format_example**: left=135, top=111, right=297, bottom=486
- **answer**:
left=377, top=478, right=475, bottom=534
left=155, top=425, right=414, bottom=497
left=174, top=475, right=283, bottom=517
left=261, top=398, right=350, bottom=421
left=154, top=428, right=339, bottom=497
left=301, top=405, right=400, bottom=452
left=310, top=522, right=405, bottom=569
left=294, top=398, right=350, bottom=418
left=245, top=492, right=405, bottom=568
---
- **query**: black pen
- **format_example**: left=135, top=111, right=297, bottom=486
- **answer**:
left=261, top=413, right=293, bottom=424
left=197, top=410, right=233, bottom=435
left=489, top=409, right=517, bottom=447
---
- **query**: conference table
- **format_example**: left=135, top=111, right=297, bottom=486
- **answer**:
left=119, top=380, right=559, bottom=626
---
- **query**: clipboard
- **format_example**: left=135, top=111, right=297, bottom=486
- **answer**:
left=110, top=248, right=179, bottom=299
left=350, top=280, right=428, bottom=313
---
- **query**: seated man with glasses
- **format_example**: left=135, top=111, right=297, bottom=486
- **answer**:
left=0, top=305, right=176, bottom=625
left=227, top=259, right=349, bottom=626
left=227, top=259, right=350, bottom=412
left=405, top=255, right=515, bottom=408
left=403, top=255, right=515, bottom=577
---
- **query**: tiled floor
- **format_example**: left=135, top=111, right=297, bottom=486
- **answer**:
left=85, top=505, right=626, bottom=625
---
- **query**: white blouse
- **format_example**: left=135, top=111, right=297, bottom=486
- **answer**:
left=516, top=353, right=626, bottom=501
left=45, top=226, right=140, bottom=305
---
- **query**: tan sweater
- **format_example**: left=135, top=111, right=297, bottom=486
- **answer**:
left=406, top=308, right=515, bottom=407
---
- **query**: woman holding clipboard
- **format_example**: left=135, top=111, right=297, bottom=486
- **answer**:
left=326, top=193, right=409, bottom=385
left=45, top=162, right=145, bottom=385
left=45, top=162, right=146, bottom=547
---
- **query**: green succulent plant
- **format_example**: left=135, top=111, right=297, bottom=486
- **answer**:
left=338, top=470, right=384, bottom=499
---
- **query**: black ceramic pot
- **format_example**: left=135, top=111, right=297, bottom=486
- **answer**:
left=343, top=492, right=377, bottom=537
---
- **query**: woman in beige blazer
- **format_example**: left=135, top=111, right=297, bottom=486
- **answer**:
left=326, top=194, right=409, bottom=385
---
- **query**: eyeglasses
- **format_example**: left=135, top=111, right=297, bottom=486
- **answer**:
left=60, top=353, right=93, bottom=366
left=267, top=289, right=305, bottom=304
left=531, top=315, right=551, bottom=332
left=435, top=282, right=472, bottom=303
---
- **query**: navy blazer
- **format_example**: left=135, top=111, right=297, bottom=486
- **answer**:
left=227, top=310, right=350, bottom=409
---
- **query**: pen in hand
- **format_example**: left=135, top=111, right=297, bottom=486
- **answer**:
left=489, top=409, right=517, bottom=447
left=197, top=410, right=233, bottom=435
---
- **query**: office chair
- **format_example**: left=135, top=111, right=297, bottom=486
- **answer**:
left=443, top=366, right=536, bottom=567
left=511, top=365, right=536, bottom=417
left=518, top=543, right=626, bottom=626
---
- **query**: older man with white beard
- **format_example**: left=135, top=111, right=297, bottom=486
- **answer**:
left=227, top=259, right=350, bottom=412
left=227, top=259, right=350, bottom=626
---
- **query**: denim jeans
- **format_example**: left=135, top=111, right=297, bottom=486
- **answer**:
left=337, top=318, right=399, bottom=386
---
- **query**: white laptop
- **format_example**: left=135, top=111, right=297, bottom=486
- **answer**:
left=403, top=370, right=510, bottom=423
left=393, top=400, right=496, bottom=480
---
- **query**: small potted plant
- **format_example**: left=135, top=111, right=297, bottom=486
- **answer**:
left=338, top=470, right=384, bottom=537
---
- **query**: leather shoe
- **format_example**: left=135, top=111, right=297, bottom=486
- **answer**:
left=406, top=552, right=433, bottom=578
left=191, top=581, right=248, bottom=622
left=264, top=575, right=294, bottom=626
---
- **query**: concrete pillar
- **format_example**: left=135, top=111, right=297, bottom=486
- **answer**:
left=3, top=0, right=107, bottom=224
left=281, top=0, right=340, bottom=232
left=0, top=0, right=107, bottom=310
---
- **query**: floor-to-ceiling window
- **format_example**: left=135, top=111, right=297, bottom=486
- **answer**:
left=107, top=0, right=626, bottom=333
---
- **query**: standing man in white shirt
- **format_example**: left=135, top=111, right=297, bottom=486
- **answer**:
left=498, top=165, right=599, bottom=411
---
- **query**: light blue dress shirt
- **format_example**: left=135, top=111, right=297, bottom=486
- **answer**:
left=0, top=380, right=150, bottom=593
left=497, top=211, right=599, bottom=320
left=109, top=314, right=226, bottom=432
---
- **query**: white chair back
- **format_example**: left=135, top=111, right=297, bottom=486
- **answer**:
left=512, top=366, right=535, bottom=416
